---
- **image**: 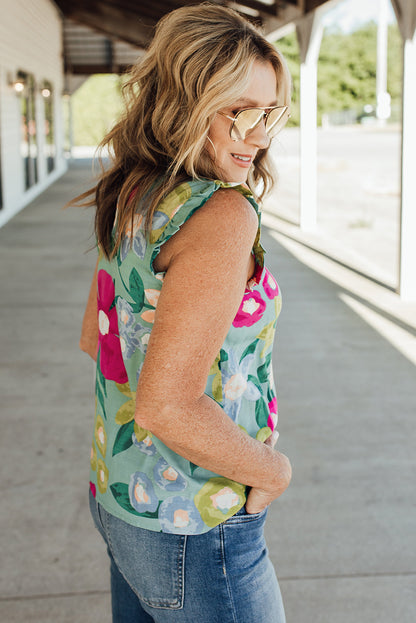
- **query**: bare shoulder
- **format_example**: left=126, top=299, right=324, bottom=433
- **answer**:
left=155, top=187, right=258, bottom=272
left=170, top=187, right=258, bottom=251
left=193, top=187, right=258, bottom=235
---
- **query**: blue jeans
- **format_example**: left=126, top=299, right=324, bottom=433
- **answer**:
left=89, top=490, right=285, bottom=623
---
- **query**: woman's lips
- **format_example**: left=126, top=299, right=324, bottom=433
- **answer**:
left=230, top=153, right=254, bottom=168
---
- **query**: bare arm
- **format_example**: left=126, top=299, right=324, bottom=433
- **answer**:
left=79, top=258, right=99, bottom=361
left=135, top=189, right=291, bottom=510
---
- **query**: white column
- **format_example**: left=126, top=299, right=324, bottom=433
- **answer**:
left=376, top=0, right=391, bottom=123
left=391, top=0, right=416, bottom=299
left=296, top=13, right=323, bottom=231
left=399, top=32, right=416, bottom=300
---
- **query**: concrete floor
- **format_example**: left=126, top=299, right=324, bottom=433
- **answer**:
left=1, top=159, right=415, bottom=622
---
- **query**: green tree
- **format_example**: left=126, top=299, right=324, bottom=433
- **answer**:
left=72, top=74, right=124, bottom=145
left=275, top=21, right=402, bottom=125
left=275, top=34, right=300, bottom=126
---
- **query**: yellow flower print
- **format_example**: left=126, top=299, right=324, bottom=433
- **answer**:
left=134, top=422, right=150, bottom=443
left=94, top=415, right=107, bottom=457
left=115, top=399, right=135, bottom=425
left=115, top=382, right=135, bottom=398
left=256, top=317, right=276, bottom=358
left=115, top=382, right=137, bottom=425
left=149, top=183, right=192, bottom=244
left=209, top=353, right=223, bottom=402
left=97, top=459, right=109, bottom=494
left=256, top=427, right=272, bottom=443
left=90, top=443, right=97, bottom=471
left=194, top=477, right=245, bottom=527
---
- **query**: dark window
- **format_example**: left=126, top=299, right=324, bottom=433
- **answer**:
left=42, top=81, right=55, bottom=174
left=19, top=71, right=38, bottom=190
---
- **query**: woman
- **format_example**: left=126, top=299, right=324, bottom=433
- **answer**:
left=79, top=4, right=292, bottom=622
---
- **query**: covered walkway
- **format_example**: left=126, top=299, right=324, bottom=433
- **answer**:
left=1, top=161, right=415, bottom=622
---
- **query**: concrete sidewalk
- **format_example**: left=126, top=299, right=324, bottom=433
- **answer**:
left=1, top=161, right=415, bottom=622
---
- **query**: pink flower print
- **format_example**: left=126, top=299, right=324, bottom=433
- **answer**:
left=97, top=270, right=128, bottom=383
left=262, top=268, right=279, bottom=300
left=89, top=481, right=96, bottom=498
left=233, top=290, right=266, bottom=328
left=267, top=397, right=278, bottom=431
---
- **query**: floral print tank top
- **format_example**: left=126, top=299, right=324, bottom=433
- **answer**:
left=89, top=178, right=282, bottom=534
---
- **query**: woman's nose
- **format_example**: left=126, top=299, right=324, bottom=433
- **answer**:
left=245, top=119, right=270, bottom=150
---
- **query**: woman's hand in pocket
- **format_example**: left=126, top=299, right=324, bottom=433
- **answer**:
left=245, top=433, right=292, bottom=514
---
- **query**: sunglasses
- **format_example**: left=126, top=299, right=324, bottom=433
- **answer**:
left=218, top=105, right=290, bottom=142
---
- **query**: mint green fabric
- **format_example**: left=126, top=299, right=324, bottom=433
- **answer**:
left=90, top=179, right=282, bottom=534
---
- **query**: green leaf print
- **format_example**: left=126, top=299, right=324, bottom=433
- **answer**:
left=189, top=461, right=199, bottom=476
left=255, top=398, right=269, bottom=428
left=111, top=483, right=162, bottom=518
left=97, top=352, right=107, bottom=397
left=96, top=380, right=105, bottom=416
left=248, top=375, right=262, bottom=393
left=257, top=353, right=272, bottom=383
left=110, top=483, right=140, bottom=516
left=239, top=339, right=258, bottom=363
left=219, top=349, right=228, bottom=367
left=112, top=420, right=135, bottom=456
left=128, top=268, right=145, bottom=310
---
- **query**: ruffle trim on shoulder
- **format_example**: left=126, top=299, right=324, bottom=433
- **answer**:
left=149, top=178, right=265, bottom=268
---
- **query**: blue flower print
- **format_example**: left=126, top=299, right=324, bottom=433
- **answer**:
left=221, top=350, right=261, bottom=421
left=132, top=433, right=157, bottom=456
left=136, top=362, right=144, bottom=383
left=152, top=211, right=170, bottom=230
left=119, top=214, right=147, bottom=261
left=153, top=458, right=188, bottom=492
left=117, top=298, right=151, bottom=359
left=129, top=472, right=159, bottom=513
left=159, top=496, right=204, bottom=534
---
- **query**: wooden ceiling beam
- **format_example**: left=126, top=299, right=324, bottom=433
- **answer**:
left=66, top=63, right=133, bottom=75
left=55, top=0, right=157, bottom=47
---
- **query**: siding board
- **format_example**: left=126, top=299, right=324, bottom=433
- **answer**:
left=0, top=0, right=66, bottom=226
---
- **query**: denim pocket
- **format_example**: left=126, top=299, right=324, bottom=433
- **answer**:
left=103, top=510, right=186, bottom=609
left=224, top=504, right=268, bottom=525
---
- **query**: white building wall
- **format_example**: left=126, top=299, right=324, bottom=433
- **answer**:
left=0, top=0, right=67, bottom=227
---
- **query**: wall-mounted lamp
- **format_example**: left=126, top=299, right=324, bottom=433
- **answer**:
left=13, top=79, right=25, bottom=93
left=8, top=73, right=26, bottom=94
left=40, top=80, right=53, bottom=98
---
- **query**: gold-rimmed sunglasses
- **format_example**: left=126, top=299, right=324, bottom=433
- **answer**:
left=218, top=106, right=290, bottom=142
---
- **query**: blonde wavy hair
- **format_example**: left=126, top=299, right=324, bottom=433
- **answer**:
left=75, top=3, right=291, bottom=258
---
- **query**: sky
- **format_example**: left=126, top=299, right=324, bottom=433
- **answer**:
left=322, top=0, right=396, bottom=32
